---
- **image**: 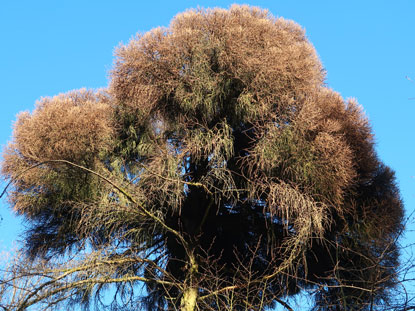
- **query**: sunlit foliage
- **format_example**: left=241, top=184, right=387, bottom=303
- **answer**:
left=0, top=5, right=403, bottom=311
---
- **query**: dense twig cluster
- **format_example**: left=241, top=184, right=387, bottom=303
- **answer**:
left=0, top=5, right=405, bottom=311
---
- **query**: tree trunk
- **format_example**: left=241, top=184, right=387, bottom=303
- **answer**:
left=180, top=287, right=198, bottom=311
left=180, top=254, right=198, bottom=311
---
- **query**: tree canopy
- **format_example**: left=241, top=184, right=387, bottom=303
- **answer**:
left=0, top=5, right=404, bottom=311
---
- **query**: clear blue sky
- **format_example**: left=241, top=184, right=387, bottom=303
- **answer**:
left=1, top=0, right=414, bottom=293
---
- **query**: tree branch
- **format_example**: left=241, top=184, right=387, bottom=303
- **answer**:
left=1, top=159, right=190, bottom=254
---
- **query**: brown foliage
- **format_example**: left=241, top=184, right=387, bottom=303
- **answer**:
left=2, top=89, right=114, bottom=215
left=110, top=5, right=323, bottom=122
left=0, top=5, right=404, bottom=311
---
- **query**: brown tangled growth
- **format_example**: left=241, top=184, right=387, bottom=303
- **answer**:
left=1, top=5, right=403, bottom=311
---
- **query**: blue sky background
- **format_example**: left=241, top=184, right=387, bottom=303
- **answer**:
left=0, top=0, right=414, bottom=305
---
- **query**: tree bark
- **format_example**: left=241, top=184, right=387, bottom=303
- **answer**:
left=180, top=254, right=198, bottom=311
left=180, top=287, right=198, bottom=311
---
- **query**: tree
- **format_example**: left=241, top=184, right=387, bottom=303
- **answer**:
left=0, top=5, right=404, bottom=311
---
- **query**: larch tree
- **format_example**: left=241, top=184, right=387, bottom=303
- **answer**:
left=0, top=5, right=404, bottom=311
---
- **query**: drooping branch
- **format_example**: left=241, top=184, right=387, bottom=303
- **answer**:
left=1, top=159, right=190, bottom=253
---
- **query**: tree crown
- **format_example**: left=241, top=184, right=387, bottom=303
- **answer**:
left=0, top=5, right=404, bottom=311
